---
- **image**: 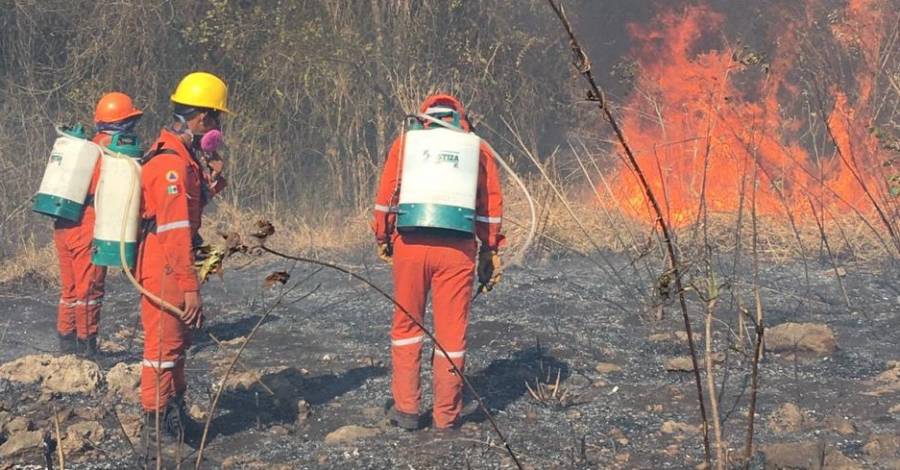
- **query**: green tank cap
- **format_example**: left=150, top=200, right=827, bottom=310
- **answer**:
left=61, top=123, right=87, bottom=139
left=107, top=133, right=143, bottom=158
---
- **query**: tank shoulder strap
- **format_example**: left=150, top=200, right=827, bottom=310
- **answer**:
left=141, top=141, right=179, bottom=165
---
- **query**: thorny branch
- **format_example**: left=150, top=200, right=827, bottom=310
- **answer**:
left=544, top=1, right=712, bottom=466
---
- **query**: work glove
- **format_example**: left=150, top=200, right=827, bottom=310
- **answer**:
left=377, top=241, right=393, bottom=265
left=477, top=249, right=501, bottom=293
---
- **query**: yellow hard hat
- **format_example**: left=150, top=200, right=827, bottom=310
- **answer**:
left=170, top=72, right=230, bottom=113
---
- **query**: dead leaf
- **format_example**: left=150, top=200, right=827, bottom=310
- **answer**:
left=251, top=220, right=276, bottom=240
left=263, top=271, right=290, bottom=288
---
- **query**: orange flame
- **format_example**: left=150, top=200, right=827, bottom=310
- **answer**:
left=608, top=0, right=892, bottom=228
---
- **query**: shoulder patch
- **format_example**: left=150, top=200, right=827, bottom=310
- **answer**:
left=166, top=170, right=179, bottom=182
left=167, top=184, right=179, bottom=195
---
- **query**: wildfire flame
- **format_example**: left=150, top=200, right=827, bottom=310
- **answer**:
left=609, top=0, right=894, bottom=228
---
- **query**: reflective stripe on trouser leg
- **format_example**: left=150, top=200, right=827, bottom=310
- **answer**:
left=68, top=227, right=106, bottom=339
left=430, top=238, right=475, bottom=428
left=390, top=237, right=429, bottom=415
left=140, top=275, right=191, bottom=412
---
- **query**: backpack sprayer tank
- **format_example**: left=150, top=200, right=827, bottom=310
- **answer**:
left=396, top=126, right=481, bottom=233
left=92, top=134, right=142, bottom=268
left=32, top=125, right=101, bottom=221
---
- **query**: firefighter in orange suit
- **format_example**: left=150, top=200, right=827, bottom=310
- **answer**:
left=373, top=94, right=504, bottom=431
left=56, top=92, right=142, bottom=357
left=137, top=72, right=228, bottom=452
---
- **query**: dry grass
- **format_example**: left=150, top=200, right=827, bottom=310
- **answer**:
left=0, top=234, right=59, bottom=285
left=2, top=178, right=891, bottom=287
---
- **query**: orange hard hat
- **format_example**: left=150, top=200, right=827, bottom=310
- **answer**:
left=94, top=92, right=143, bottom=124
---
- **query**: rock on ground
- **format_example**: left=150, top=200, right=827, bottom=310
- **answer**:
left=0, top=430, right=47, bottom=461
left=765, top=322, right=837, bottom=356
left=660, top=420, right=700, bottom=435
left=0, top=354, right=101, bottom=394
left=823, top=415, right=856, bottom=436
left=863, top=434, right=900, bottom=459
left=767, top=403, right=807, bottom=433
left=665, top=353, right=724, bottom=372
left=594, top=362, right=623, bottom=374
left=324, top=425, right=381, bottom=445
left=761, top=441, right=859, bottom=470
left=863, top=360, right=900, bottom=397
left=105, top=362, right=140, bottom=402
left=67, top=420, right=105, bottom=442
left=4, top=416, right=32, bottom=434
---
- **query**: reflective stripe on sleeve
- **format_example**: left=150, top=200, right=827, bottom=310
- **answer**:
left=156, top=220, right=191, bottom=233
left=475, top=215, right=501, bottom=224
left=391, top=335, right=425, bottom=347
left=374, top=204, right=392, bottom=213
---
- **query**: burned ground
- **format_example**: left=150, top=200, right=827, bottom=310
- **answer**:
left=0, top=253, right=898, bottom=469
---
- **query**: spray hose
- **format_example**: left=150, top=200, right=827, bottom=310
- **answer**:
left=411, top=113, right=537, bottom=266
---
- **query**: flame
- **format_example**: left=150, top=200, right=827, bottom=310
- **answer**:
left=607, top=0, right=892, bottom=228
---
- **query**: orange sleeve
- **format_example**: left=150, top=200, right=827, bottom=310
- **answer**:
left=144, top=155, right=199, bottom=292
left=373, top=136, right=403, bottom=243
left=475, top=140, right=505, bottom=251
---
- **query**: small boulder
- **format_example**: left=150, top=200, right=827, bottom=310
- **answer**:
left=767, top=403, right=806, bottom=433
left=824, top=416, right=856, bottom=436
left=665, top=357, right=695, bottom=372
left=67, top=420, right=105, bottom=442
left=863, top=434, right=900, bottom=459
left=189, top=404, right=207, bottom=421
left=762, top=441, right=860, bottom=470
left=324, top=425, right=381, bottom=445
left=665, top=353, right=723, bottom=372
left=864, top=361, right=900, bottom=397
left=0, top=354, right=101, bottom=394
left=4, top=416, right=32, bottom=434
left=761, top=441, right=823, bottom=469
left=660, top=420, right=700, bottom=435
left=105, top=362, right=140, bottom=403
left=594, top=362, right=622, bottom=374
left=765, top=322, right=837, bottom=356
left=0, top=430, right=47, bottom=461
left=296, top=400, right=311, bottom=424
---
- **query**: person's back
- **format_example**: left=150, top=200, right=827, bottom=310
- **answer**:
left=372, top=93, right=505, bottom=431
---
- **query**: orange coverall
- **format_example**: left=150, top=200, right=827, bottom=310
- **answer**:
left=137, top=128, right=221, bottom=412
left=373, top=94, right=505, bottom=428
left=54, top=133, right=109, bottom=341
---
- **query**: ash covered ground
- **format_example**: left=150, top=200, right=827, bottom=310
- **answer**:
left=0, top=253, right=898, bottom=469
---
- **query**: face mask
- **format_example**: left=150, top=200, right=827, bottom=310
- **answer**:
left=200, top=129, right=224, bottom=153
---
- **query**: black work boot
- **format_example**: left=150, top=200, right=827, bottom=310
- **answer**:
left=169, top=394, right=201, bottom=447
left=388, top=406, right=420, bottom=431
left=58, top=333, right=77, bottom=355
left=139, top=411, right=179, bottom=466
left=78, top=336, right=99, bottom=359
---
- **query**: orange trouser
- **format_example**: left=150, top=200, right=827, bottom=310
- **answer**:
left=390, top=231, right=476, bottom=428
left=54, top=212, right=106, bottom=339
left=139, top=267, right=190, bottom=412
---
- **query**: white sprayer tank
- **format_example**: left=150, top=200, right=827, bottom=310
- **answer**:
left=92, top=134, right=143, bottom=268
left=32, top=126, right=101, bottom=221
left=397, top=127, right=480, bottom=233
